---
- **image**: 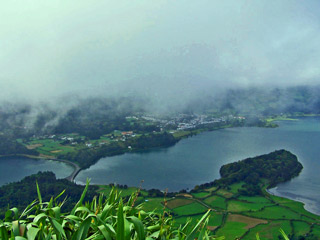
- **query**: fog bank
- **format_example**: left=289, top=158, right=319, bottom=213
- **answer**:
left=1, top=1, right=320, bottom=111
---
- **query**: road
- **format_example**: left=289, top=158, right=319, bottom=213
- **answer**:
left=50, top=158, right=82, bottom=182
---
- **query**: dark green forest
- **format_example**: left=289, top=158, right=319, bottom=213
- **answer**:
left=195, top=150, right=303, bottom=196
left=0, top=135, right=38, bottom=156
left=0, top=172, right=98, bottom=217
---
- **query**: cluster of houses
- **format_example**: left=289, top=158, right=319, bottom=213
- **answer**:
left=175, top=115, right=227, bottom=130
left=128, top=114, right=246, bottom=131
left=30, top=113, right=247, bottom=150
left=32, top=134, right=84, bottom=146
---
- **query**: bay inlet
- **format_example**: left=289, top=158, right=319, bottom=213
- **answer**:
left=76, top=117, right=320, bottom=214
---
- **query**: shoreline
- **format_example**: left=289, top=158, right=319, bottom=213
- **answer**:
left=266, top=187, right=320, bottom=216
left=0, top=154, right=81, bottom=182
left=2, top=152, right=320, bottom=219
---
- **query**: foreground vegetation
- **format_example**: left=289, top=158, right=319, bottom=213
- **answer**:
left=0, top=150, right=318, bottom=239
left=0, top=172, right=98, bottom=217
left=0, top=180, right=293, bottom=240
left=0, top=180, right=220, bottom=239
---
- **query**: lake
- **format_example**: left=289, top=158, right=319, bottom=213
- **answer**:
left=0, top=157, right=73, bottom=186
left=76, top=117, right=320, bottom=214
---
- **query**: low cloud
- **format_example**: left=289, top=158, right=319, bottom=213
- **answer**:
left=0, top=0, right=320, bottom=111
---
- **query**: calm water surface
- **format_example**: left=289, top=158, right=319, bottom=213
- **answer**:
left=76, top=117, right=320, bottom=214
left=0, top=157, right=73, bottom=186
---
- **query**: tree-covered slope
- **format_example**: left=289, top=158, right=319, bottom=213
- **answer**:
left=0, top=172, right=98, bottom=217
left=197, top=150, right=302, bottom=196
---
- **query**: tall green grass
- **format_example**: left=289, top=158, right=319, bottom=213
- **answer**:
left=0, top=180, right=220, bottom=240
left=0, top=180, right=290, bottom=239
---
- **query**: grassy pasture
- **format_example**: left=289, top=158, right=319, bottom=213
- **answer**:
left=191, top=192, right=211, bottom=198
left=228, top=182, right=245, bottom=194
left=243, top=220, right=292, bottom=240
left=204, top=195, right=227, bottom=210
left=301, top=215, right=317, bottom=222
left=172, top=202, right=208, bottom=216
left=172, top=131, right=192, bottom=138
left=204, top=186, right=218, bottom=192
left=216, top=189, right=233, bottom=198
left=174, top=214, right=203, bottom=226
left=237, top=195, right=272, bottom=204
left=26, top=143, right=43, bottom=149
left=227, top=200, right=273, bottom=212
left=175, top=213, right=223, bottom=230
left=310, top=224, right=320, bottom=238
left=265, top=116, right=298, bottom=122
left=216, top=221, right=248, bottom=240
left=227, top=214, right=267, bottom=229
left=26, top=139, right=77, bottom=156
left=246, top=205, right=302, bottom=220
left=166, top=198, right=194, bottom=209
left=268, top=194, right=294, bottom=204
left=208, top=213, right=224, bottom=227
left=280, top=200, right=320, bottom=220
left=141, top=198, right=165, bottom=213
left=292, top=221, right=311, bottom=237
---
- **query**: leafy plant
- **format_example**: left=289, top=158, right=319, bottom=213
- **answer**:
left=0, top=180, right=221, bottom=240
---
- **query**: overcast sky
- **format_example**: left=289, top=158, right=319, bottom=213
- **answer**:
left=1, top=0, right=320, bottom=106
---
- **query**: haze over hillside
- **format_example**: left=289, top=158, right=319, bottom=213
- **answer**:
left=1, top=1, right=320, bottom=114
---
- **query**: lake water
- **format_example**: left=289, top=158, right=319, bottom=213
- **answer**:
left=0, top=157, right=73, bottom=186
left=76, top=117, right=320, bottom=214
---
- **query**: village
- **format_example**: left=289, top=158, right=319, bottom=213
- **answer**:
left=140, top=113, right=246, bottom=131
left=23, top=113, right=246, bottom=159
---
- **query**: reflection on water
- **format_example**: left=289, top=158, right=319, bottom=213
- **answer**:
left=0, top=157, right=73, bottom=186
left=76, top=117, right=320, bottom=214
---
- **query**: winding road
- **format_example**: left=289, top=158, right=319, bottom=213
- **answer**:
left=50, top=158, right=82, bottom=182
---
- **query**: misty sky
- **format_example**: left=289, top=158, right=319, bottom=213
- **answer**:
left=1, top=1, right=320, bottom=107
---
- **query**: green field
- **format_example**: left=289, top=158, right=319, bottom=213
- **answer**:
left=174, top=212, right=223, bottom=229
left=227, top=200, right=272, bottom=212
left=204, top=186, right=218, bottom=192
left=265, top=116, right=298, bottom=122
left=216, top=189, right=233, bottom=198
left=237, top=195, right=272, bottom=204
left=310, top=225, right=320, bottom=238
left=191, top=191, right=211, bottom=198
left=172, top=130, right=192, bottom=138
left=244, top=220, right=292, bottom=240
left=246, top=205, right=302, bottom=220
left=122, top=184, right=319, bottom=239
left=141, top=198, right=165, bottom=213
left=292, top=221, right=311, bottom=237
left=203, top=195, right=227, bottom=210
left=228, top=182, right=245, bottom=194
left=208, top=213, right=224, bottom=227
left=174, top=214, right=203, bottom=226
left=216, top=221, right=248, bottom=239
left=166, top=198, right=194, bottom=209
left=280, top=200, right=320, bottom=220
left=172, top=202, right=208, bottom=216
left=25, top=138, right=79, bottom=156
